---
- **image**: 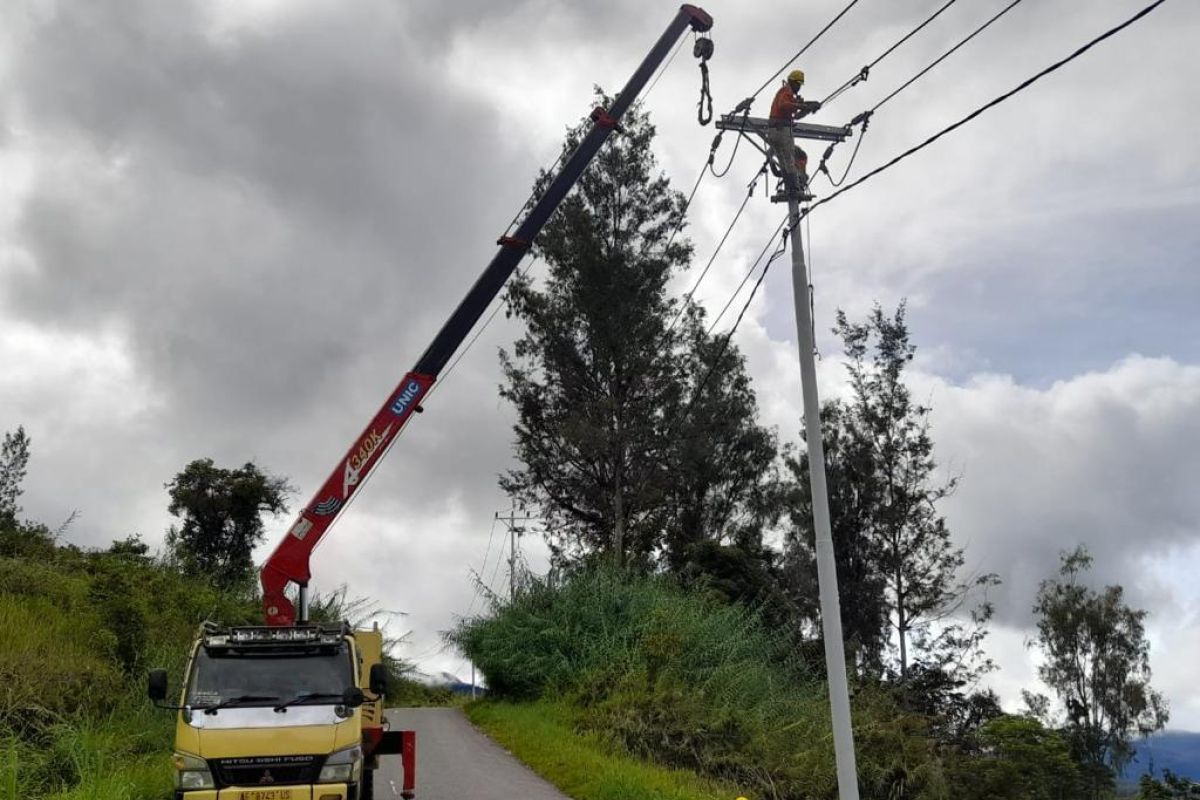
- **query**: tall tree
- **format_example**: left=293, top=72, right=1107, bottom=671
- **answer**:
left=663, top=306, right=781, bottom=575
left=0, top=425, right=31, bottom=523
left=501, top=92, right=776, bottom=571
left=785, top=400, right=889, bottom=673
left=786, top=303, right=996, bottom=684
left=165, top=458, right=293, bottom=590
left=1031, top=545, right=1168, bottom=798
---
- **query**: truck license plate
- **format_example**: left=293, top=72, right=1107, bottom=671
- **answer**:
left=236, top=791, right=293, bottom=800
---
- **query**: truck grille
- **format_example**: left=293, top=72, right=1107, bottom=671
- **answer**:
left=211, top=755, right=323, bottom=787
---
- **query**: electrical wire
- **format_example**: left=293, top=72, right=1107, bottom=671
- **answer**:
left=464, top=512, right=500, bottom=618
left=821, top=0, right=963, bottom=106
left=871, top=0, right=1027, bottom=114
left=671, top=223, right=790, bottom=431
left=667, top=160, right=770, bottom=333
left=437, top=259, right=536, bottom=386
left=749, top=0, right=865, bottom=101
left=709, top=129, right=746, bottom=178
left=807, top=0, right=1171, bottom=215
left=706, top=216, right=788, bottom=332
left=821, top=123, right=869, bottom=187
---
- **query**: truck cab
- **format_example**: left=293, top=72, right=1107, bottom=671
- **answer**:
left=150, top=622, right=414, bottom=800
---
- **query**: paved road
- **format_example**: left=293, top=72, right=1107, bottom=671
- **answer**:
left=378, top=707, right=569, bottom=800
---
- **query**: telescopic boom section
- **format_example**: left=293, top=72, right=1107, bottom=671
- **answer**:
left=261, top=5, right=713, bottom=626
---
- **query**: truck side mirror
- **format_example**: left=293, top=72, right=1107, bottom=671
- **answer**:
left=342, top=686, right=365, bottom=708
left=148, top=669, right=168, bottom=702
left=369, top=663, right=388, bottom=697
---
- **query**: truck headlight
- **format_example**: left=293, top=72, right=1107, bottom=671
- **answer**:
left=172, top=751, right=215, bottom=790
left=318, top=744, right=363, bottom=783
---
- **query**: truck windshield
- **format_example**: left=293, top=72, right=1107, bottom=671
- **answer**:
left=187, top=643, right=353, bottom=707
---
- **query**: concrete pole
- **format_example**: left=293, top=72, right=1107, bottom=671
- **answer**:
left=785, top=182, right=861, bottom=800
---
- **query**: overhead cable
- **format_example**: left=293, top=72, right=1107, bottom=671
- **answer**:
left=706, top=216, right=788, bottom=333
left=668, top=160, right=770, bottom=333
left=808, top=0, right=1170, bottom=215
left=821, top=0, right=963, bottom=106
left=747, top=0, right=864, bottom=102
left=871, top=0, right=1027, bottom=113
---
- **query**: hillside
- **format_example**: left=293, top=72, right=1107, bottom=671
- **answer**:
left=0, top=522, right=259, bottom=798
left=1131, top=732, right=1200, bottom=780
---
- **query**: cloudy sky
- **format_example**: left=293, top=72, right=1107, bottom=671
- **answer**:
left=3, top=0, right=1198, bottom=727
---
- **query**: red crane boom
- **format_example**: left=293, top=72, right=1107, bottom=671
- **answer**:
left=261, top=4, right=714, bottom=626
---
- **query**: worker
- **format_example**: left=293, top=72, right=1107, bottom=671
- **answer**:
left=768, top=69, right=819, bottom=197
left=793, top=145, right=809, bottom=188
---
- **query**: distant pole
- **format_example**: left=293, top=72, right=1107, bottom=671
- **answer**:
left=495, top=506, right=534, bottom=602
left=509, top=518, right=517, bottom=602
left=471, top=662, right=477, bottom=700
left=782, top=146, right=861, bottom=800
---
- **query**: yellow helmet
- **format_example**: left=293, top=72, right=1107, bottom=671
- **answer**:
left=787, top=69, right=806, bottom=85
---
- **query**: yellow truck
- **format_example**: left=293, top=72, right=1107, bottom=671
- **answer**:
left=149, top=622, right=414, bottom=800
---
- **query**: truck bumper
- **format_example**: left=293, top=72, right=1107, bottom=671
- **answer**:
left=177, top=785, right=350, bottom=800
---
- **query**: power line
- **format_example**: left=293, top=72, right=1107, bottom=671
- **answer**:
left=671, top=220, right=791, bottom=434
left=464, top=511, right=500, bottom=618
left=750, top=0, right=865, bottom=101
left=707, top=216, right=788, bottom=332
left=821, top=0, right=963, bottom=106
left=668, top=160, right=770, bottom=333
left=808, top=0, right=1171, bottom=214
left=871, top=0, right=1027, bottom=114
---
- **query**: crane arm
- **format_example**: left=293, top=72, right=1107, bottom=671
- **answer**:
left=261, top=4, right=713, bottom=626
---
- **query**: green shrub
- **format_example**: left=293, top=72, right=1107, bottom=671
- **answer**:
left=452, top=568, right=952, bottom=799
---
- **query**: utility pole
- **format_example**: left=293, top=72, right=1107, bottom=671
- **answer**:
left=716, top=111, right=860, bottom=800
left=495, top=506, right=537, bottom=602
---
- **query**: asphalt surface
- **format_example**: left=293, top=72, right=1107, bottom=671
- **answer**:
left=379, top=707, right=570, bottom=800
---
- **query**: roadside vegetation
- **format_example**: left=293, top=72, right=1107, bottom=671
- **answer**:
left=0, top=428, right=427, bottom=798
left=0, top=520, right=255, bottom=798
left=469, top=699, right=739, bottom=800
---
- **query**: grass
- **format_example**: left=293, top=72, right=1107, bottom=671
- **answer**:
left=468, top=699, right=746, bottom=800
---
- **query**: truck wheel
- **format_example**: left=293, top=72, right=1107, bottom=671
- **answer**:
left=359, top=767, right=374, bottom=800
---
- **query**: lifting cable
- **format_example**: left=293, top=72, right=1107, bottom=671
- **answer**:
left=820, top=0, right=963, bottom=106
left=806, top=0, right=1170, bottom=218
left=643, top=35, right=688, bottom=101
left=695, top=34, right=715, bottom=125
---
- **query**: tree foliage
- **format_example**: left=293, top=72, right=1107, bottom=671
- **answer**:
left=501, top=92, right=776, bottom=573
left=1031, top=545, right=1168, bottom=796
left=0, top=425, right=31, bottom=524
left=1136, top=771, right=1200, bottom=799
left=165, top=458, right=293, bottom=590
left=786, top=303, right=996, bottom=687
left=946, top=714, right=1084, bottom=799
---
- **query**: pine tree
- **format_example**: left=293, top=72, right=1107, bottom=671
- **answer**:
left=500, top=92, right=777, bottom=572
left=0, top=426, right=31, bottom=524
left=786, top=303, right=996, bottom=684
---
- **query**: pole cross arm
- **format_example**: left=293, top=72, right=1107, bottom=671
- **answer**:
left=715, top=114, right=851, bottom=143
